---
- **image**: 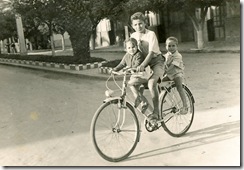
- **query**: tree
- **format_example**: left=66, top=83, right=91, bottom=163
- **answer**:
left=165, top=0, right=225, bottom=49
left=22, top=17, right=43, bottom=50
left=0, top=10, right=17, bottom=41
left=13, top=0, right=61, bottom=56
left=13, top=0, right=127, bottom=61
left=53, top=24, right=66, bottom=51
left=0, top=0, right=17, bottom=41
left=121, top=0, right=225, bottom=50
left=55, top=0, right=127, bottom=62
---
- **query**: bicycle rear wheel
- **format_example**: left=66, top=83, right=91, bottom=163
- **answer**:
left=160, top=84, right=194, bottom=137
left=91, top=99, right=140, bottom=162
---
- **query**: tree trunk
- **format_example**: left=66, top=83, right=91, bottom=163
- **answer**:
left=50, top=33, right=55, bottom=56
left=61, top=34, right=66, bottom=51
left=49, top=23, right=55, bottom=56
left=186, top=9, right=207, bottom=50
left=69, top=30, right=91, bottom=62
left=90, top=33, right=95, bottom=50
left=34, top=36, right=38, bottom=50
left=66, top=18, right=93, bottom=62
left=196, top=29, right=204, bottom=50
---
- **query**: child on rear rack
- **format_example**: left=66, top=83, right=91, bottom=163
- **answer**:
left=163, top=36, right=188, bottom=114
left=112, top=38, right=149, bottom=113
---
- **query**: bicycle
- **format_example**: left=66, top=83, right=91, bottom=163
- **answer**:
left=90, top=68, right=195, bottom=162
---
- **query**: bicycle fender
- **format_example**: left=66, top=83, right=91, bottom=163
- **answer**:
left=103, top=97, right=121, bottom=103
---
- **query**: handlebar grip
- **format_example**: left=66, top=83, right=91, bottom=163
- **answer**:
left=111, top=70, right=123, bottom=75
left=111, top=68, right=143, bottom=75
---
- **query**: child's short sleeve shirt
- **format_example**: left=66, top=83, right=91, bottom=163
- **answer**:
left=131, top=29, right=161, bottom=57
left=165, top=51, right=184, bottom=69
left=164, top=51, right=185, bottom=80
left=113, top=51, right=144, bottom=71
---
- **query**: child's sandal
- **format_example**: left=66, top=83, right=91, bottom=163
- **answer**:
left=141, top=102, right=148, bottom=114
left=148, top=113, right=159, bottom=124
left=134, top=96, right=141, bottom=108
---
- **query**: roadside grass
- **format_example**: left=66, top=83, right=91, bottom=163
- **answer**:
left=100, top=59, right=120, bottom=68
left=0, top=53, right=106, bottom=65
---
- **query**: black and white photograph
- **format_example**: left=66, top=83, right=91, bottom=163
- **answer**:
left=0, top=0, right=241, bottom=167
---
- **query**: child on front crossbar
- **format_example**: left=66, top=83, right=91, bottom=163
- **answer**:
left=163, top=36, right=188, bottom=114
left=112, top=37, right=149, bottom=113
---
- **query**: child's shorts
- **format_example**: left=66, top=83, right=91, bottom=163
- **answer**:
left=128, top=76, right=148, bottom=86
left=149, top=55, right=165, bottom=79
left=166, top=67, right=184, bottom=80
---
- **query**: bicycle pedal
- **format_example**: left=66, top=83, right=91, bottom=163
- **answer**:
left=145, top=121, right=158, bottom=132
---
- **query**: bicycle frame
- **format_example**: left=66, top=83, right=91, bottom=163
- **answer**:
left=104, top=69, right=195, bottom=130
left=91, top=70, right=195, bottom=162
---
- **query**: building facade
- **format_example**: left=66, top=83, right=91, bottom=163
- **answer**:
left=53, top=0, right=240, bottom=49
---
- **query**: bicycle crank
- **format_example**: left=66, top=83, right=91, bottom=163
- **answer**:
left=145, top=120, right=159, bottom=132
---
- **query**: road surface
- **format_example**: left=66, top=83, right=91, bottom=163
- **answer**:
left=0, top=53, right=240, bottom=166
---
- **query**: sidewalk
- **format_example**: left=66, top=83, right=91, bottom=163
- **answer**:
left=92, top=41, right=240, bottom=53
left=0, top=41, right=240, bottom=79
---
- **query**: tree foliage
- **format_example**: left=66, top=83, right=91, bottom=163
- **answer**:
left=9, top=0, right=229, bottom=59
left=166, top=0, right=225, bottom=49
left=0, top=0, right=17, bottom=41
left=54, top=0, right=128, bottom=61
left=0, top=10, right=17, bottom=40
left=12, top=0, right=128, bottom=61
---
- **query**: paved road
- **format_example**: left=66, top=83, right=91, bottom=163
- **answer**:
left=0, top=53, right=240, bottom=166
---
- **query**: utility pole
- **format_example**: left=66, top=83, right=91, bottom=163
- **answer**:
left=15, top=14, right=27, bottom=55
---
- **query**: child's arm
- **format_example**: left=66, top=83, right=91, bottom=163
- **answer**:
left=132, top=52, right=144, bottom=68
left=137, top=52, right=154, bottom=71
left=138, top=31, right=159, bottom=71
left=171, top=54, right=183, bottom=69
left=167, top=54, right=184, bottom=70
left=113, top=54, right=127, bottom=71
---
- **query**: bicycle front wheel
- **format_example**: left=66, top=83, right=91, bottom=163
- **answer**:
left=160, top=84, right=194, bottom=137
left=91, top=99, right=140, bottom=162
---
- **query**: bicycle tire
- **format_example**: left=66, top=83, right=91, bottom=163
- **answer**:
left=160, top=84, right=195, bottom=137
left=91, top=99, right=140, bottom=162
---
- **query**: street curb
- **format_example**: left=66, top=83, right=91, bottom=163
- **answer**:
left=98, top=66, right=112, bottom=75
left=0, top=57, right=121, bottom=77
left=0, top=60, right=113, bottom=81
left=0, top=58, right=108, bottom=71
left=92, top=49, right=240, bottom=54
left=0, top=58, right=113, bottom=80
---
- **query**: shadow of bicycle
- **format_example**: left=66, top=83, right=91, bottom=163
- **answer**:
left=126, top=120, right=240, bottom=161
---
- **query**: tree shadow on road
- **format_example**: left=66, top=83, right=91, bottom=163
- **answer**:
left=126, top=120, right=240, bottom=162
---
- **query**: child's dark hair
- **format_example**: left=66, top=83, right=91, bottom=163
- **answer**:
left=130, top=12, right=147, bottom=24
left=166, top=36, right=178, bottom=45
left=124, top=37, right=138, bottom=49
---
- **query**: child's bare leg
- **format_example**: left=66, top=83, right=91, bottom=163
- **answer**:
left=174, top=77, right=188, bottom=113
left=138, top=85, right=149, bottom=113
left=148, top=75, right=160, bottom=117
left=138, top=85, right=147, bottom=103
left=130, top=85, right=141, bottom=107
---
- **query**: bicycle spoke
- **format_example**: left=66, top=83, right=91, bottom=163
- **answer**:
left=161, top=85, right=194, bottom=137
left=91, top=101, right=139, bottom=162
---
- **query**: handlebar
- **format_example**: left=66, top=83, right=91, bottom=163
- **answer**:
left=111, top=68, right=138, bottom=76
